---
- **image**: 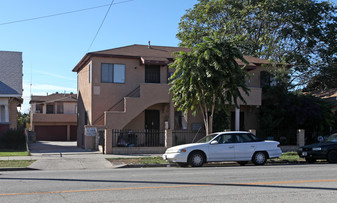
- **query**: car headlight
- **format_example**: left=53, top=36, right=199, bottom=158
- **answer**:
left=312, top=147, right=322, bottom=151
left=166, top=148, right=187, bottom=154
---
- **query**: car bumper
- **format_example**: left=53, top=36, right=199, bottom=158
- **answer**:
left=298, top=151, right=327, bottom=159
left=268, top=149, right=282, bottom=158
left=162, top=153, right=188, bottom=163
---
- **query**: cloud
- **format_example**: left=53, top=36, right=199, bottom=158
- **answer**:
left=34, top=70, right=76, bottom=81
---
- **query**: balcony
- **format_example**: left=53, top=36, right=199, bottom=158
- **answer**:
left=32, top=113, right=77, bottom=123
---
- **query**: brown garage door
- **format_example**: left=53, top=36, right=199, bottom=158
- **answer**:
left=70, top=125, right=77, bottom=141
left=35, top=126, right=67, bottom=141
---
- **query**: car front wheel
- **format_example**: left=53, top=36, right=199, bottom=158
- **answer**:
left=188, top=152, right=205, bottom=167
left=327, top=150, right=337, bottom=163
left=252, top=152, right=267, bottom=165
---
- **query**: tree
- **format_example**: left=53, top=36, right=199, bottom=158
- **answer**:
left=177, top=0, right=337, bottom=89
left=169, top=34, right=249, bottom=135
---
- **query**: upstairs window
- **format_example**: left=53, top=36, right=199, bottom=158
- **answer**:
left=101, top=63, right=125, bottom=83
left=57, top=103, right=64, bottom=114
left=46, top=104, right=54, bottom=114
left=35, top=104, right=43, bottom=113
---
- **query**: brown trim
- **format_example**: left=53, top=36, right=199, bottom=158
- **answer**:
left=72, top=53, right=140, bottom=73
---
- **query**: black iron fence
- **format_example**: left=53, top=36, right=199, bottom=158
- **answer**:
left=112, top=129, right=165, bottom=147
left=173, top=130, right=206, bottom=146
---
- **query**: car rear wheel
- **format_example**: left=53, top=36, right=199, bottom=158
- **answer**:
left=305, top=158, right=316, bottom=164
left=327, top=150, right=337, bottom=163
left=252, top=152, right=267, bottom=165
left=237, top=161, right=248, bottom=166
left=188, top=152, right=205, bottom=167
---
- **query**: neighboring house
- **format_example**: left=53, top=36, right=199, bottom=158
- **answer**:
left=0, top=51, right=23, bottom=137
left=72, top=44, right=269, bottom=149
left=30, top=93, right=77, bottom=141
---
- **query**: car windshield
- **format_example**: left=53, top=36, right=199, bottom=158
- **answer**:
left=195, top=133, right=219, bottom=143
left=326, top=133, right=337, bottom=143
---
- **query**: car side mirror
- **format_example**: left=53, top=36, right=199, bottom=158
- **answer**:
left=210, top=140, right=218, bottom=145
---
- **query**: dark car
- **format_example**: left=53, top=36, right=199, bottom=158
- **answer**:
left=298, top=133, right=337, bottom=163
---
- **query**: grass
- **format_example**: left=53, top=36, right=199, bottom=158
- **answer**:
left=275, top=151, right=303, bottom=162
left=107, top=157, right=167, bottom=165
left=0, top=149, right=29, bottom=157
left=0, top=160, right=35, bottom=168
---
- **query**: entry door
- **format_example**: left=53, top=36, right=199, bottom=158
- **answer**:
left=145, top=110, right=160, bottom=146
left=145, top=65, right=160, bottom=83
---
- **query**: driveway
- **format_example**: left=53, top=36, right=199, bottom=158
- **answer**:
left=28, top=141, right=115, bottom=170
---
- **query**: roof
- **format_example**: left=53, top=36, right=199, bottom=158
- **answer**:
left=72, top=44, right=270, bottom=72
left=310, top=88, right=337, bottom=104
left=0, top=81, right=19, bottom=95
left=30, top=93, right=77, bottom=104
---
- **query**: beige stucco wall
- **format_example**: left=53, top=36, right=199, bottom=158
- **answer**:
left=8, top=99, right=18, bottom=129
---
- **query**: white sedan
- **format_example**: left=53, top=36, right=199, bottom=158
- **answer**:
left=163, top=131, right=282, bottom=167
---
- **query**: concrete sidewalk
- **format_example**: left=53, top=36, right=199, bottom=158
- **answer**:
left=0, top=141, right=160, bottom=171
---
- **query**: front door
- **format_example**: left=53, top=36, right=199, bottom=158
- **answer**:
left=208, top=134, right=235, bottom=161
left=145, top=65, right=160, bottom=83
left=145, top=110, right=160, bottom=146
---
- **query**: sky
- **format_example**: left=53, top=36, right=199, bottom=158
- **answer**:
left=0, top=0, right=198, bottom=113
left=1, top=0, right=336, bottom=113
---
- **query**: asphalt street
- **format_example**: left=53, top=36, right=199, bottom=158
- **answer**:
left=1, top=163, right=337, bottom=202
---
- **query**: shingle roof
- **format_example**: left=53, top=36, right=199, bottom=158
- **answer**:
left=72, top=44, right=270, bottom=72
left=0, top=81, right=19, bottom=95
left=310, top=88, right=337, bottom=104
left=30, top=93, right=77, bottom=104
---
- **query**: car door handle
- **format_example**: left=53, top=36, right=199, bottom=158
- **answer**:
left=229, top=146, right=234, bottom=149
left=251, top=146, right=255, bottom=148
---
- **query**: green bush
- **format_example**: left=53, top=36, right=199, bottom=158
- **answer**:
left=0, top=128, right=26, bottom=150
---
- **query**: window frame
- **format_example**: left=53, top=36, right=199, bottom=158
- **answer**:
left=101, top=63, right=125, bottom=84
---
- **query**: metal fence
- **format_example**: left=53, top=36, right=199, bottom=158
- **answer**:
left=173, top=130, right=206, bottom=146
left=112, top=129, right=165, bottom=147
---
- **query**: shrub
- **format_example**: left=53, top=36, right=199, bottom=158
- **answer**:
left=0, top=128, right=26, bottom=150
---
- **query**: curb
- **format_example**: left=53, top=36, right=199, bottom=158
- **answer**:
left=0, top=167, right=39, bottom=171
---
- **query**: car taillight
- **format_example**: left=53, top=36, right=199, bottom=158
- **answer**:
left=277, top=144, right=280, bottom=148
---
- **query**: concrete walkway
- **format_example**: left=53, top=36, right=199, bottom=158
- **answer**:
left=1, top=141, right=159, bottom=171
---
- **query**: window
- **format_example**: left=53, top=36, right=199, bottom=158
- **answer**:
left=35, top=104, right=43, bottom=113
left=46, top=104, right=54, bottom=114
left=89, top=64, right=92, bottom=83
left=57, top=103, right=64, bottom=114
left=101, top=63, right=125, bottom=83
left=0, top=105, right=7, bottom=122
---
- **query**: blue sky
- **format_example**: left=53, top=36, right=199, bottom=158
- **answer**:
left=1, top=0, right=336, bottom=113
left=0, top=0, right=198, bottom=112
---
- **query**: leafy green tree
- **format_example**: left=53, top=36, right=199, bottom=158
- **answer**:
left=177, top=0, right=337, bottom=89
left=169, top=34, right=249, bottom=135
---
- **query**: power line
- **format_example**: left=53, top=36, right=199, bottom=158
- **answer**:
left=87, top=0, right=115, bottom=52
left=0, top=0, right=133, bottom=26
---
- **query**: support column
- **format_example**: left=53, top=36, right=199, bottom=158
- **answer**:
left=235, top=107, right=240, bottom=131
left=169, top=97, right=175, bottom=130
left=67, top=125, right=70, bottom=141
left=165, top=129, right=173, bottom=148
left=297, top=129, right=305, bottom=147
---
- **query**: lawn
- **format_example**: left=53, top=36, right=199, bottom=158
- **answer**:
left=0, top=160, right=35, bottom=168
left=0, top=149, right=29, bottom=157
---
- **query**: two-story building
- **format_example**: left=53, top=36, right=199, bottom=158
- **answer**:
left=0, top=51, right=23, bottom=137
left=30, top=93, right=77, bottom=141
left=73, top=44, right=267, bottom=151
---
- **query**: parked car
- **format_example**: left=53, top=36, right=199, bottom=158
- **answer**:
left=163, top=131, right=282, bottom=167
left=298, top=133, right=337, bottom=163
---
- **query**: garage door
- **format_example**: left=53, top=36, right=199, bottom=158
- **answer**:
left=35, top=126, right=67, bottom=141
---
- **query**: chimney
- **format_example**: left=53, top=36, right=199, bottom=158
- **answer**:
left=148, top=41, right=151, bottom=49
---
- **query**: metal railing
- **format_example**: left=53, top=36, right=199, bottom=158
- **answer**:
left=112, top=129, right=165, bottom=147
left=173, top=130, right=206, bottom=146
